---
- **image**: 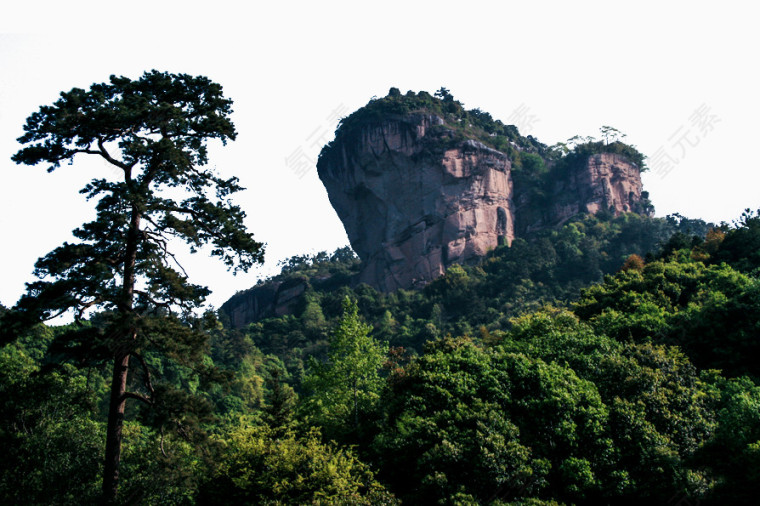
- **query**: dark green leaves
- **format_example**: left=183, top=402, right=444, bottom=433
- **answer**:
left=9, top=71, right=263, bottom=500
left=13, top=71, right=235, bottom=173
left=12, top=70, right=263, bottom=324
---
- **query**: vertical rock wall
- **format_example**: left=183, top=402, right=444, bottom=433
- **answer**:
left=318, top=114, right=516, bottom=291
left=317, top=114, right=644, bottom=292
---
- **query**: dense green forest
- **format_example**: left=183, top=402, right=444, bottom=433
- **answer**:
left=3, top=75, right=758, bottom=504
left=3, top=208, right=760, bottom=504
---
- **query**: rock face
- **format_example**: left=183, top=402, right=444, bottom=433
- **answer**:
left=318, top=114, right=516, bottom=292
left=221, top=278, right=306, bottom=328
left=515, top=152, right=645, bottom=234
left=318, top=113, right=646, bottom=292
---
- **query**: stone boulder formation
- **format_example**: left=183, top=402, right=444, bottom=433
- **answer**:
left=221, top=277, right=307, bottom=328
left=317, top=105, right=647, bottom=292
left=514, top=152, right=646, bottom=235
left=318, top=113, right=516, bottom=292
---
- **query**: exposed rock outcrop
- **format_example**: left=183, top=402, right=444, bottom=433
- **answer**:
left=516, top=152, right=645, bottom=234
left=221, top=277, right=307, bottom=328
left=581, top=153, right=644, bottom=214
left=318, top=113, right=646, bottom=292
left=318, top=114, right=516, bottom=292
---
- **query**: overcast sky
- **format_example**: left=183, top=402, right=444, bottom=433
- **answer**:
left=1, top=1, right=758, bottom=312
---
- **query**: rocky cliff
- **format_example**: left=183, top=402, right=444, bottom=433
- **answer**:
left=222, top=277, right=307, bottom=328
left=317, top=91, right=648, bottom=292
left=318, top=113, right=516, bottom=292
left=514, top=152, right=646, bottom=235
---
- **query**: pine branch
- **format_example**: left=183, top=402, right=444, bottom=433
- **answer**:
left=97, top=138, right=132, bottom=171
left=134, top=353, right=156, bottom=396
left=122, top=391, right=153, bottom=405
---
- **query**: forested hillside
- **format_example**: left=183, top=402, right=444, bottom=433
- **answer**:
left=3, top=209, right=759, bottom=504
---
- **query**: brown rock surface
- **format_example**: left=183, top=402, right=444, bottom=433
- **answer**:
left=318, top=114, right=646, bottom=292
left=318, top=114, right=515, bottom=292
left=221, top=278, right=307, bottom=327
left=580, top=153, right=644, bottom=214
left=517, top=152, right=645, bottom=233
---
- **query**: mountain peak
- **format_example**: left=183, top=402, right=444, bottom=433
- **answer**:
left=317, top=89, right=651, bottom=291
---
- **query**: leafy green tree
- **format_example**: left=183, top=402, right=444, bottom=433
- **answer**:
left=200, top=420, right=397, bottom=505
left=8, top=70, right=264, bottom=501
left=261, top=358, right=298, bottom=431
left=575, top=258, right=760, bottom=377
left=599, top=125, right=626, bottom=145
left=300, top=291, right=328, bottom=336
left=434, top=86, right=453, bottom=102
left=712, top=208, right=760, bottom=273
left=302, top=298, right=387, bottom=437
left=374, top=309, right=398, bottom=343
left=372, top=336, right=538, bottom=503
left=375, top=334, right=625, bottom=503
left=496, top=352, right=611, bottom=502
left=502, top=310, right=718, bottom=502
left=696, top=375, right=760, bottom=503
left=0, top=340, right=104, bottom=504
left=117, top=421, right=206, bottom=504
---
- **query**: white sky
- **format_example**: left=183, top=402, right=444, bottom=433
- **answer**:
left=1, top=1, right=758, bottom=312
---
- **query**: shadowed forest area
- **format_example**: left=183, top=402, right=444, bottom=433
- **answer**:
left=3, top=209, right=760, bottom=504
left=2, top=73, right=759, bottom=504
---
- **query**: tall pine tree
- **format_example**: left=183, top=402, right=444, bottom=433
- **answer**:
left=8, top=70, right=264, bottom=502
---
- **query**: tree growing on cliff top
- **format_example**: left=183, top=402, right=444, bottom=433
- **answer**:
left=599, top=125, right=626, bottom=145
left=8, top=70, right=264, bottom=502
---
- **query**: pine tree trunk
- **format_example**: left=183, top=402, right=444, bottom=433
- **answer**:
left=102, top=202, right=141, bottom=503
left=102, top=352, right=130, bottom=502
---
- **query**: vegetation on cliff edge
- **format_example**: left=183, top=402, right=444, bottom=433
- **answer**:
left=322, top=87, right=648, bottom=175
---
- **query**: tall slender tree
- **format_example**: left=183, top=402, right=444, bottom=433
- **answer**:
left=9, top=70, right=264, bottom=502
left=302, top=297, right=387, bottom=436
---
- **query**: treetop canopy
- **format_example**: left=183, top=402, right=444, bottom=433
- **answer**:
left=13, top=70, right=236, bottom=178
